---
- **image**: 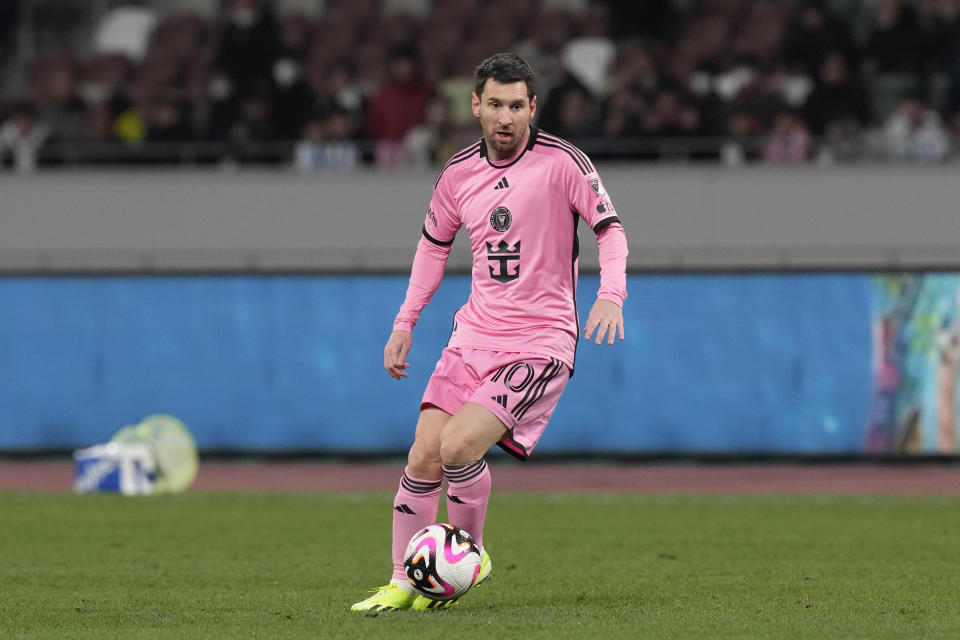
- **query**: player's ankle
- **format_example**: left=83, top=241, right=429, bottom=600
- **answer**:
left=391, top=578, right=414, bottom=596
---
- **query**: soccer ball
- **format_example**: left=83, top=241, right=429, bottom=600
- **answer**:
left=403, top=524, right=482, bottom=601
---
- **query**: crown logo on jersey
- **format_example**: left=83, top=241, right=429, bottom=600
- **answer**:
left=486, top=240, right=520, bottom=283
left=486, top=240, right=520, bottom=254
left=489, top=206, right=512, bottom=232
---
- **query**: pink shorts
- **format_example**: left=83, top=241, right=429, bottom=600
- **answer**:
left=421, top=346, right=570, bottom=460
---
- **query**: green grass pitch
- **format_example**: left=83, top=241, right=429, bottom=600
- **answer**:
left=2, top=491, right=959, bottom=639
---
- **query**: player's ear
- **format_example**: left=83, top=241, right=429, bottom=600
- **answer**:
left=471, top=92, right=480, bottom=118
left=529, top=95, right=537, bottom=120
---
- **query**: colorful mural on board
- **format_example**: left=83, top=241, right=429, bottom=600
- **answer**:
left=869, top=274, right=960, bottom=454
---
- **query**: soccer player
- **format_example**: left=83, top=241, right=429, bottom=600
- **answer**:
left=351, top=52, right=628, bottom=612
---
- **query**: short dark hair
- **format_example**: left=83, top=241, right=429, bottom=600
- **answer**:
left=474, top=53, right=536, bottom=100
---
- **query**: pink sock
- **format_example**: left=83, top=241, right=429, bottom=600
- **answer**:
left=443, top=459, right=491, bottom=549
left=391, top=467, right=442, bottom=581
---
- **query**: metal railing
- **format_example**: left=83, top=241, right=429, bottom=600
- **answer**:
left=3, top=133, right=954, bottom=169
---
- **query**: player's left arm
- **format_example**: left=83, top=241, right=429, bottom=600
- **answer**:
left=566, top=162, right=629, bottom=346
left=585, top=223, right=628, bottom=344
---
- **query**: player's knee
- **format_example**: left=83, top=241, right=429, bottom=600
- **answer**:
left=407, top=439, right=441, bottom=478
left=438, top=436, right=478, bottom=467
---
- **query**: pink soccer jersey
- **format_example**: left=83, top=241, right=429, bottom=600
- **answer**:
left=394, top=127, right=628, bottom=370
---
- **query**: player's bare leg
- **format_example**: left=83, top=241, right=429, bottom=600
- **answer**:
left=351, top=407, right=450, bottom=612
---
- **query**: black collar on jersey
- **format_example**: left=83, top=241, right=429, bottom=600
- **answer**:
left=480, top=126, right=540, bottom=169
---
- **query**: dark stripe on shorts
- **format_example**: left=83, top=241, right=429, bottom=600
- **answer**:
left=401, top=473, right=442, bottom=494
left=496, top=434, right=529, bottom=461
left=510, top=358, right=563, bottom=420
left=442, top=459, right=487, bottom=484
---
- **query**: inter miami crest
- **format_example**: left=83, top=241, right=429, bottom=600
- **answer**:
left=489, top=206, right=512, bottom=232
left=588, top=178, right=606, bottom=197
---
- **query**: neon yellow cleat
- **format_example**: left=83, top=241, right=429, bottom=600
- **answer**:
left=350, top=583, right=415, bottom=612
left=411, top=547, right=492, bottom=611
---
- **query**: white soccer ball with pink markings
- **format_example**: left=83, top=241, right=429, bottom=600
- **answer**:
left=403, top=523, right=482, bottom=601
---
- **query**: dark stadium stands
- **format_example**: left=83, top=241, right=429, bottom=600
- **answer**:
left=0, top=0, right=958, bottom=167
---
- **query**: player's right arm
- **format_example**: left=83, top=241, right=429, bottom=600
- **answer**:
left=386, top=176, right=461, bottom=379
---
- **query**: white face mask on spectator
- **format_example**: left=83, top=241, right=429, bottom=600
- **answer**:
left=208, top=76, right=234, bottom=100
left=78, top=82, right=111, bottom=107
left=273, top=59, right=301, bottom=87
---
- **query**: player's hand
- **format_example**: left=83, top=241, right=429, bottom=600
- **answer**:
left=384, top=330, right=413, bottom=379
left=584, top=299, right=625, bottom=345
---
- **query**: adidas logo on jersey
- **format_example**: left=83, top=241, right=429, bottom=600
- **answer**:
left=493, top=177, right=510, bottom=190
left=491, top=394, right=508, bottom=408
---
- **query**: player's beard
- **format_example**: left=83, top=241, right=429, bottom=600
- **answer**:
left=487, top=126, right=527, bottom=160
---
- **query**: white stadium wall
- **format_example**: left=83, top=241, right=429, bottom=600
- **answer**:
left=2, top=165, right=960, bottom=273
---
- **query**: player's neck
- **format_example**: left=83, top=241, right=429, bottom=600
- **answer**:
left=487, top=127, right=530, bottom=163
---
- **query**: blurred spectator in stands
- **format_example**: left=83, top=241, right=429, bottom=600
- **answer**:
left=537, top=71, right=592, bottom=134
left=762, top=106, right=812, bottom=164
left=213, top=0, right=280, bottom=100
left=719, top=105, right=762, bottom=166
left=613, top=43, right=660, bottom=104
left=404, top=95, right=458, bottom=168
left=942, top=7, right=960, bottom=115
left=598, top=43, right=659, bottom=142
left=753, top=59, right=814, bottom=112
left=883, top=90, right=951, bottom=161
left=549, top=84, right=602, bottom=142
left=112, top=88, right=149, bottom=144
left=641, top=85, right=702, bottom=138
left=145, top=101, right=193, bottom=143
left=203, top=70, right=240, bottom=141
left=0, top=101, right=52, bottom=172
left=230, top=91, right=273, bottom=144
left=712, top=55, right=760, bottom=105
left=34, top=63, right=87, bottom=141
left=272, top=57, right=314, bottom=141
left=294, top=108, right=359, bottom=171
left=804, top=50, right=871, bottom=141
left=640, top=85, right=705, bottom=161
left=863, top=0, right=925, bottom=76
left=917, top=0, right=960, bottom=73
left=83, top=103, right=118, bottom=142
left=319, top=61, right=366, bottom=136
left=271, top=12, right=314, bottom=141
left=777, top=0, right=858, bottom=78
left=601, top=83, right=643, bottom=140
left=365, top=45, right=433, bottom=167
left=687, top=61, right=727, bottom=137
